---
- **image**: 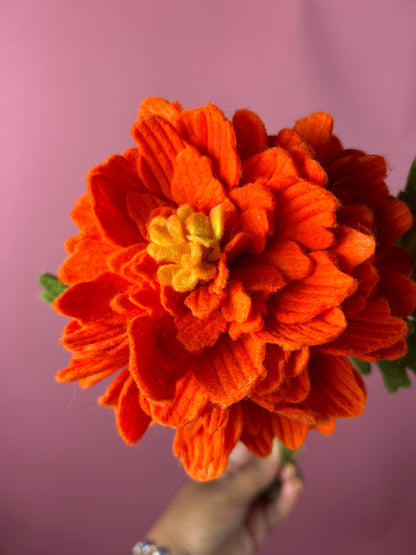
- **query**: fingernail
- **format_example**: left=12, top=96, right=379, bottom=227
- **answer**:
left=282, top=462, right=296, bottom=480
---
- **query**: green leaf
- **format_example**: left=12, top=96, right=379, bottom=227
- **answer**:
left=351, top=357, right=371, bottom=375
left=405, top=156, right=416, bottom=196
left=376, top=359, right=412, bottom=393
left=38, top=273, right=68, bottom=304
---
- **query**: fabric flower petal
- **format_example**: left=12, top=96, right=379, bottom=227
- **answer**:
left=181, top=103, right=241, bottom=189
left=232, top=109, right=267, bottom=160
left=132, top=115, right=186, bottom=200
left=116, top=375, right=152, bottom=445
left=173, top=404, right=243, bottom=481
left=170, top=146, right=227, bottom=212
left=194, top=335, right=266, bottom=406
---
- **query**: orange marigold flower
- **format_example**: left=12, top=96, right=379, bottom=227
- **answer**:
left=53, top=99, right=416, bottom=481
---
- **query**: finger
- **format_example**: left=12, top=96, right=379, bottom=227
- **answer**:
left=244, top=463, right=303, bottom=549
left=223, top=440, right=284, bottom=503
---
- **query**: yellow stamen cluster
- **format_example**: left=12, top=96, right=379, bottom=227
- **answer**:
left=147, top=204, right=225, bottom=292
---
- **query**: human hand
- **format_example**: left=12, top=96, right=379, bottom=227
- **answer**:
left=144, top=441, right=303, bottom=555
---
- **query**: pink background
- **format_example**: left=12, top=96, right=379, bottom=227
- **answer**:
left=2, top=1, right=416, bottom=553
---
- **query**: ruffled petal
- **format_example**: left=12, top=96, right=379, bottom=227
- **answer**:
left=241, top=402, right=274, bottom=457
left=220, top=280, right=251, bottom=323
left=242, top=147, right=300, bottom=191
left=87, top=155, right=145, bottom=246
left=194, top=335, right=266, bottom=406
left=173, top=404, right=243, bottom=481
left=138, top=97, right=185, bottom=134
left=184, top=284, right=223, bottom=319
left=140, top=373, right=209, bottom=427
left=132, top=115, right=186, bottom=200
left=272, top=180, right=338, bottom=250
left=181, top=103, right=241, bottom=189
left=116, top=376, right=152, bottom=444
left=293, top=112, right=339, bottom=163
left=269, top=251, right=356, bottom=324
left=331, top=225, right=375, bottom=273
left=129, top=316, right=189, bottom=400
left=270, top=414, right=309, bottom=450
left=99, top=370, right=130, bottom=407
left=300, top=354, right=366, bottom=418
left=378, top=269, right=416, bottom=317
left=58, top=238, right=115, bottom=285
left=318, top=298, right=408, bottom=361
left=170, top=146, right=227, bottom=212
left=175, top=310, right=227, bottom=351
left=259, top=240, right=314, bottom=282
left=53, top=272, right=131, bottom=323
left=232, top=109, right=267, bottom=160
left=262, top=307, right=347, bottom=350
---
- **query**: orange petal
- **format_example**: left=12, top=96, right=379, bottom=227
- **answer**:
left=254, top=345, right=288, bottom=394
left=331, top=225, right=375, bottom=273
left=262, top=307, right=347, bottom=350
left=220, top=280, right=251, bottom=323
left=184, top=284, right=223, bottom=319
left=241, top=402, right=274, bottom=457
left=293, top=112, right=339, bottom=163
left=116, top=376, right=152, bottom=445
left=58, top=238, right=115, bottom=285
left=53, top=272, right=131, bottom=323
left=181, top=103, right=241, bottom=189
left=229, top=178, right=276, bottom=215
left=376, top=245, right=414, bottom=277
left=132, top=115, right=185, bottom=200
left=270, top=251, right=356, bottom=324
left=99, top=370, right=130, bottom=407
left=232, top=263, right=285, bottom=293
left=175, top=309, right=227, bottom=351
left=318, top=298, right=408, bottom=361
left=375, top=199, right=413, bottom=245
left=378, top=269, right=416, bottom=317
left=260, top=240, right=314, bottom=282
left=194, top=334, right=266, bottom=406
left=127, top=191, right=171, bottom=240
left=232, top=109, right=267, bottom=160
left=273, top=180, right=338, bottom=250
left=328, top=153, right=389, bottom=199
left=138, top=97, right=185, bottom=134
left=60, top=319, right=127, bottom=356
left=270, top=414, right=309, bottom=450
left=173, top=404, right=243, bottom=481
left=69, top=193, right=100, bottom=236
left=129, top=316, right=189, bottom=400
left=55, top=349, right=128, bottom=384
left=170, top=146, right=226, bottom=212
left=301, top=354, right=366, bottom=418
left=240, top=207, right=270, bottom=254
left=242, top=147, right=300, bottom=191
left=140, top=373, right=209, bottom=428
left=87, top=155, right=145, bottom=246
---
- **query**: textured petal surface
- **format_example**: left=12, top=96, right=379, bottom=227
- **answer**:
left=181, top=103, right=241, bottom=189
left=173, top=404, right=243, bottom=481
left=194, top=335, right=266, bottom=406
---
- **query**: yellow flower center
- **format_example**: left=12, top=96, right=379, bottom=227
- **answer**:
left=147, top=204, right=225, bottom=292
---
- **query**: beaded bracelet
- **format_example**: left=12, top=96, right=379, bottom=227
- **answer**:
left=132, top=539, right=169, bottom=555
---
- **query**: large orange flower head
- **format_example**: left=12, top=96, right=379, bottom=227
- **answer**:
left=54, top=98, right=416, bottom=480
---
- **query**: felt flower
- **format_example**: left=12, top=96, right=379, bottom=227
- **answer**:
left=53, top=99, right=416, bottom=480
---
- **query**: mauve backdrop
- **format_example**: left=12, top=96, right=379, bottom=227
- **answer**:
left=2, top=1, right=416, bottom=554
